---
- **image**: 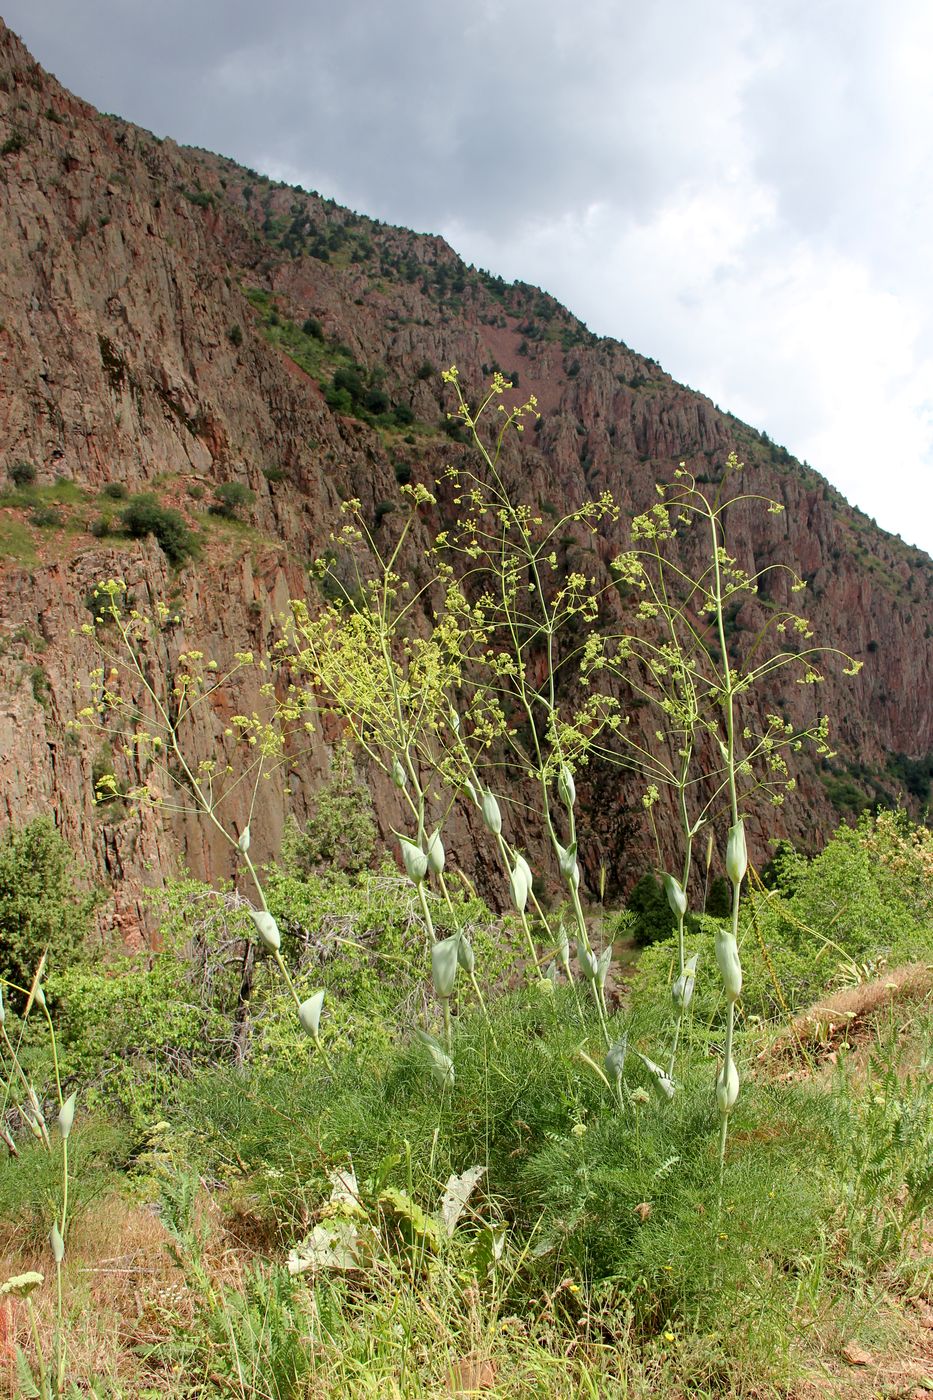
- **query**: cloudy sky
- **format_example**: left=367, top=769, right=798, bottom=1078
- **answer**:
left=5, top=0, right=932, bottom=552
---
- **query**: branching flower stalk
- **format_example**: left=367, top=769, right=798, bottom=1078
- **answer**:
left=602, top=460, right=860, bottom=1105
left=710, top=502, right=744, bottom=1176
left=441, top=369, right=628, bottom=1027
left=74, top=583, right=332, bottom=1065
left=289, top=486, right=504, bottom=955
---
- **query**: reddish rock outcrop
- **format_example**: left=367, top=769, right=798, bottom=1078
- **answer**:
left=0, top=20, right=930, bottom=931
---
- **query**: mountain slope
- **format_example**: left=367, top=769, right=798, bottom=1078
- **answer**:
left=0, top=19, right=930, bottom=935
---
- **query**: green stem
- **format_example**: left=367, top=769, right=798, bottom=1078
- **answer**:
left=718, top=876, right=742, bottom=1183
left=517, top=911, right=541, bottom=976
left=26, top=1298, right=47, bottom=1397
left=272, top=949, right=303, bottom=1013
left=569, top=976, right=586, bottom=1025
left=469, top=970, right=492, bottom=1030
left=675, top=910, right=685, bottom=991
left=416, top=881, right=437, bottom=943
left=313, top=1035, right=335, bottom=1075
left=55, top=1258, right=64, bottom=1395
left=710, top=503, right=743, bottom=1189
left=240, top=849, right=268, bottom=909
left=439, top=872, right=456, bottom=915
left=718, top=999, right=736, bottom=1176
left=443, top=997, right=452, bottom=1051
left=39, top=998, right=69, bottom=1395
left=588, top=980, right=612, bottom=1051
left=668, top=1012, right=683, bottom=1080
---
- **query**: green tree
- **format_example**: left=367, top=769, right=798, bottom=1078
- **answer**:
left=626, top=872, right=676, bottom=947
left=0, top=818, right=99, bottom=997
left=704, top=874, right=731, bottom=918
left=9, top=460, right=36, bottom=489
left=279, top=743, right=377, bottom=877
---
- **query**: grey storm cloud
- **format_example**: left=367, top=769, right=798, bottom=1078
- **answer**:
left=3, top=1, right=761, bottom=230
left=4, top=1, right=924, bottom=265
left=3, top=0, right=932, bottom=549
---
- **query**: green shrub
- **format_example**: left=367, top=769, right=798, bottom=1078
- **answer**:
left=120, top=494, right=196, bottom=566
left=135, top=865, right=506, bottom=1082
left=9, top=459, right=36, bottom=488
left=332, top=365, right=364, bottom=403
left=29, top=505, right=61, bottom=529
left=704, top=874, right=731, bottom=917
left=210, top=480, right=255, bottom=520
left=179, top=988, right=601, bottom=1240
left=325, top=385, right=353, bottom=415
left=632, top=811, right=933, bottom=1030
left=101, top=481, right=127, bottom=500
left=228, top=323, right=243, bottom=348
left=49, top=953, right=232, bottom=1122
left=29, top=664, right=50, bottom=708
left=626, top=872, right=676, bottom=946
left=178, top=986, right=829, bottom=1343
left=0, top=131, right=26, bottom=157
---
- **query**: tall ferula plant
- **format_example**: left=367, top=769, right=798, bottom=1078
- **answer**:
left=603, top=460, right=861, bottom=1157
left=437, top=368, right=657, bottom=1034
left=72, top=581, right=332, bottom=1064
left=287, top=485, right=507, bottom=954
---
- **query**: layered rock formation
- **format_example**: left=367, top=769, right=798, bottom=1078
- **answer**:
left=0, top=20, right=930, bottom=934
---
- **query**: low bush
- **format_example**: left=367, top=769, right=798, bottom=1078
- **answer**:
left=120, top=494, right=197, bottom=566
left=278, top=744, right=376, bottom=877
left=29, top=505, right=62, bottom=528
left=210, top=480, right=255, bottom=520
left=632, top=809, right=933, bottom=1030
left=8, top=459, right=36, bottom=488
left=47, top=955, right=231, bottom=1124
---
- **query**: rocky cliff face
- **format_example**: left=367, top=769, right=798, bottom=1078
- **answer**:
left=0, top=19, right=930, bottom=932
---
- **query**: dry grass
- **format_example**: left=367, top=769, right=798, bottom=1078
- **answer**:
left=759, top=962, right=933, bottom=1068
left=0, top=1195, right=183, bottom=1396
left=790, top=1281, right=933, bottom=1400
